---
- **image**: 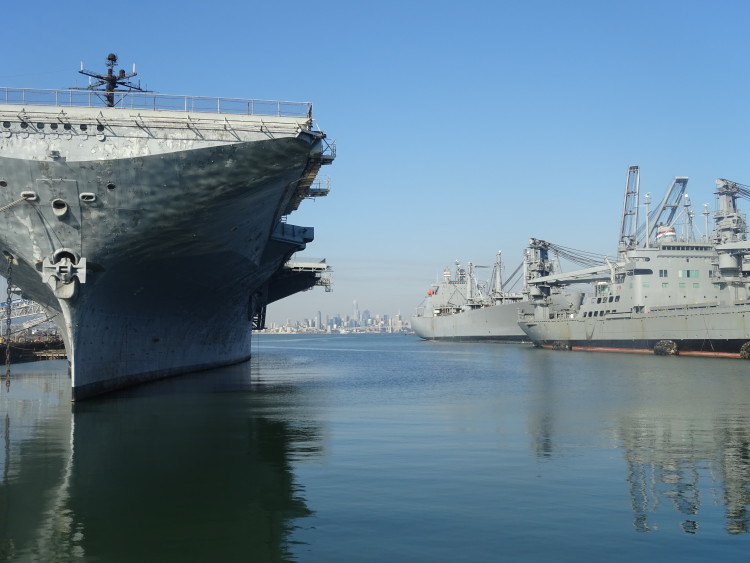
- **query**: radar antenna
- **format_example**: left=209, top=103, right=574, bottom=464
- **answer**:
left=76, top=53, right=146, bottom=107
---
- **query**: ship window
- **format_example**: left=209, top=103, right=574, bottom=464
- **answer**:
left=80, top=124, right=88, bottom=131
left=659, top=269, right=668, bottom=277
left=20, top=122, right=28, bottom=128
left=608, top=297, right=614, bottom=302
left=63, top=123, right=72, bottom=130
left=97, top=124, right=105, bottom=132
left=37, top=123, right=45, bottom=129
left=2, top=122, right=9, bottom=128
left=679, top=282, right=686, bottom=288
left=642, top=282, right=650, bottom=288
left=678, top=269, right=699, bottom=278
left=594, top=311, right=599, bottom=317
left=662, top=283, right=669, bottom=288
left=615, top=296, right=620, bottom=302
left=50, top=123, right=58, bottom=130
left=107, top=183, right=116, bottom=190
left=693, top=283, right=700, bottom=288
left=0, top=181, right=6, bottom=188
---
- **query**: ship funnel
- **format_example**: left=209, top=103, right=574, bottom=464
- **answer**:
left=655, top=225, right=676, bottom=244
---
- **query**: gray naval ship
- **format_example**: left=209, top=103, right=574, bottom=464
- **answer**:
left=412, top=253, right=533, bottom=341
left=518, top=166, right=750, bottom=358
left=0, top=54, right=335, bottom=399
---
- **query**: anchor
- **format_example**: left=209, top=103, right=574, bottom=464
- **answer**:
left=42, top=249, right=87, bottom=299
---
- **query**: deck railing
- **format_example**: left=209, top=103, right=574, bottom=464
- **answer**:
left=0, top=88, right=313, bottom=118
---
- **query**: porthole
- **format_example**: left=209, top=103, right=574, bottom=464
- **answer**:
left=96, top=124, right=105, bottom=132
left=0, top=181, right=7, bottom=188
left=80, top=124, right=88, bottom=131
left=20, top=122, right=28, bottom=129
left=50, top=123, right=58, bottom=130
left=2, top=122, right=9, bottom=128
left=106, top=183, right=116, bottom=190
left=63, top=123, right=72, bottom=130
left=37, top=123, right=44, bottom=129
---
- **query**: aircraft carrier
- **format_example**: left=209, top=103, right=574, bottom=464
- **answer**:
left=518, top=166, right=750, bottom=358
left=0, top=54, right=335, bottom=399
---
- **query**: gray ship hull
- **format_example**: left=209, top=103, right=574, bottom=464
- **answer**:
left=0, top=95, right=333, bottom=398
left=412, top=301, right=531, bottom=342
left=519, top=303, right=750, bottom=357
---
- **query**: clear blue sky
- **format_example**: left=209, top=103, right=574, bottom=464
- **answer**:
left=4, top=0, right=750, bottom=324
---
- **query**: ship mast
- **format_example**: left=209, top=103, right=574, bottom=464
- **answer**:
left=618, top=166, right=640, bottom=259
left=77, top=53, right=144, bottom=107
left=490, top=251, right=504, bottom=296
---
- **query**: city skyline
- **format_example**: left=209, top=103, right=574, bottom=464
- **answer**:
left=266, top=298, right=408, bottom=330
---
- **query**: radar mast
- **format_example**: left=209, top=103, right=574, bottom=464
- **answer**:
left=77, top=53, right=145, bottom=107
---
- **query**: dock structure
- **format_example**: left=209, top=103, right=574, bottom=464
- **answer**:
left=33, top=349, right=66, bottom=360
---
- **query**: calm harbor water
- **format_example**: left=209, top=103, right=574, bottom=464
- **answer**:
left=2, top=333, right=750, bottom=561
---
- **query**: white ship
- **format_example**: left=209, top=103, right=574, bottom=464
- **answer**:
left=0, top=54, right=335, bottom=399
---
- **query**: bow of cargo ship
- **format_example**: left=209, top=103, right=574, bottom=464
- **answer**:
left=0, top=65, right=335, bottom=399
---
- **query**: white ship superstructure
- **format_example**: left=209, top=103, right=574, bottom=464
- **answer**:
left=0, top=55, right=335, bottom=398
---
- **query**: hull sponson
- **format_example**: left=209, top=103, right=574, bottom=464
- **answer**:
left=0, top=106, right=329, bottom=399
left=412, top=302, right=532, bottom=342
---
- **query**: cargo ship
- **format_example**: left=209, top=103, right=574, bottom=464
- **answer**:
left=411, top=252, right=533, bottom=341
left=518, top=166, right=750, bottom=358
left=0, top=54, right=335, bottom=398
left=411, top=249, right=580, bottom=342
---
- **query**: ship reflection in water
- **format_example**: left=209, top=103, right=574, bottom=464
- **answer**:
left=2, top=338, right=750, bottom=560
left=621, top=410, right=750, bottom=535
left=526, top=350, right=750, bottom=537
left=0, top=360, right=320, bottom=561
